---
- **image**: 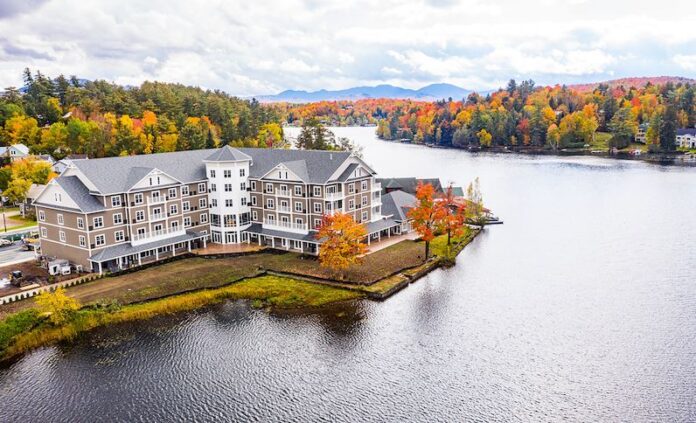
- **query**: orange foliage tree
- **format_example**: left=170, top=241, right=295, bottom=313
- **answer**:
left=316, top=212, right=368, bottom=275
left=440, top=183, right=467, bottom=246
left=408, top=182, right=447, bottom=259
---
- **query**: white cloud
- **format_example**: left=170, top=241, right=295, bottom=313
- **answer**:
left=381, top=66, right=402, bottom=75
left=337, top=52, right=355, bottom=64
left=279, top=58, right=321, bottom=74
left=0, top=0, right=693, bottom=94
left=674, top=54, right=696, bottom=71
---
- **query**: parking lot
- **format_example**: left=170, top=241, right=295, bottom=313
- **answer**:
left=0, top=243, right=36, bottom=267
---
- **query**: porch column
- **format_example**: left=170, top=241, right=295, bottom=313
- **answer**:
left=258, top=236, right=262, bottom=246
left=367, top=236, right=370, bottom=245
left=188, top=240, right=191, bottom=252
left=155, top=249, right=159, bottom=261
left=272, top=238, right=275, bottom=248
left=138, top=254, right=142, bottom=266
left=203, top=237, right=207, bottom=248
left=97, top=261, right=103, bottom=275
left=172, top=245, right=176, bottom=257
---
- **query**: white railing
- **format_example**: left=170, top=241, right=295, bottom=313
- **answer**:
left=278, top=206, right=291, bottom=213
left=147, top=196, right=166, bottom=205
left=275, top=189, right=291, bottom=197
left=131, top=227, right=186, bottom=246
left=150, top=213, right=166, bottom=221
left=325, top=208, right=343, bottom=216
left=263, top=219, right=308, bottom=233
left=325, top=192, right=344, bottom=201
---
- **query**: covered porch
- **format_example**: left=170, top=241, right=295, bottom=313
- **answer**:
left=245, top=223, right=321, bottom=255
left=364, top=218, right=403, bottom=247
left=89, top=230, right=209, bottom=274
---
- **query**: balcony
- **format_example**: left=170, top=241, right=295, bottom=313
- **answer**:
left=147, top=196, right=166, bottom=205
left=275, top=189, right=291, bottom=197
left=278, top=206, right=291, bottom=213
left=150, top=213, right=166, bottom=221
left=131, top=227, right=186, bottom=246
left=372, top=182, right=382, bottom=192
left=325, top=191, right=344, bottom=201
left=325, top=207, right=343, bottom=216
left=263, top=219, right=308, bottom=234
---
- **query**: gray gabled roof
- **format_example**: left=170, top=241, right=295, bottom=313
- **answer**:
left=69, top=149, right=214, bottom=194
left=677, top=128, right=696, bottom=136
left=205, top=145, right=252, bottom=162
left=54, top=176, right=106, bottom=213
left=281, top=160, right=309, bottom=181
left=336, top=163, right=359, bottom=182
left=237, top=148, right=351, bottom=184
left=378, top=177, right=443, bottom=196
left=381, top=190, right=416, bottom=222
left=124, top=167, right=156, bottom=190
left=69, top=147, right=354, bottom=194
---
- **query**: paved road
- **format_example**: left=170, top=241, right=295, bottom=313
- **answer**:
left=0, top=244, right=35, bottom=266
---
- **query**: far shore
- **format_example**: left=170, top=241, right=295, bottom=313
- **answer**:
left=286, top=124, right=696, bottom=167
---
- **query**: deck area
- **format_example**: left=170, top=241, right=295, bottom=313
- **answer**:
left=364, top=232, right=420, bottom=255
left=193, top=243, right=266, bottom=256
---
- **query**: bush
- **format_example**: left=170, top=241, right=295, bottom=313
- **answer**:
left=608, top=135, right=631, bottom=149
left=0, top=309, right=41, bottom=351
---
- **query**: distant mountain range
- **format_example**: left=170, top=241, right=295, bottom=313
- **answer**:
left=567, top=76, right=696, bottom=92
left=257, top=76, right=696, bottom=103
left=256, top=83, right=473, bottom=103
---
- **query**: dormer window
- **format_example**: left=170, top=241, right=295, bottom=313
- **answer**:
left=54, top=193, right=62, bottom=202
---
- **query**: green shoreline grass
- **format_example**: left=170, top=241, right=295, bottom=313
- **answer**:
left=0, top=275, right=362, bottom=363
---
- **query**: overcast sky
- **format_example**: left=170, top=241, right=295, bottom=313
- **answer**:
left=0, top=0, right=695, bottom=96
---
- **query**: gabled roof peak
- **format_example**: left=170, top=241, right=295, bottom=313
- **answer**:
left=205, top=145, right=252, bottom=162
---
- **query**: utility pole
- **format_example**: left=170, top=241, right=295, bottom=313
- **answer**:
left=1, top=198, right=6, bottom=233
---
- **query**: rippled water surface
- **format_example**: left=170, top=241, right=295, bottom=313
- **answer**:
left=2, top=127, right=696, bottom=422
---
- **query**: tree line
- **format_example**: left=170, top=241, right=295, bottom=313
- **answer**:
left=281, top=80, right=696, bottom=152
left=0, top=68, right=286, bottom=161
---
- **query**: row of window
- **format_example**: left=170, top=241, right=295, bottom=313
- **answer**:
left=109, top=183, right=208, bottom=208
left=210, top=198, right=247, bottom=207
left=39, top=198, right=208, bottom=228
left=43, top=215, right=210, bottom=246
left=210, top=169, right=246, bottom=178
left=210, top=182, right=246, bottom=192
left=253, top=210, right=370, bottom=226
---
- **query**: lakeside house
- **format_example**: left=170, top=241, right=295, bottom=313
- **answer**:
left=52, top=154, right=89, bottom=174
left=635, top=123, right=649, bottom=144
left=0, top=144, right=30, bottom=162
left=33, top=146, right=414, bottom=274
left=676, top=128, right=696, bottom=149
left=19, top=183, right=46, bottom=218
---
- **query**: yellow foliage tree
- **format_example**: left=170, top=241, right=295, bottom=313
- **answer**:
left=477, top=129, right=492, bottom=147
left=35, top=287, right=81, bottom=325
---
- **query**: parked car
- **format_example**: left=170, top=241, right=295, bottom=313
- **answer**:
left=0, top=238, right=14, bottom=247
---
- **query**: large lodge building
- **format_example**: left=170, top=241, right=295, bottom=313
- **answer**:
left=34, top=146, right=412, bottom=274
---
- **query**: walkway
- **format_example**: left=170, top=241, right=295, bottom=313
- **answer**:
left=364, top=232, right=419, bottom=255
left=194, top=243, right=266, bottom=255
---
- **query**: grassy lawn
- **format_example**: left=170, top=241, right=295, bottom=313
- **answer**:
left=262, top=240, right=425, bottom=284
left=588, top=132, right=612, bottom=150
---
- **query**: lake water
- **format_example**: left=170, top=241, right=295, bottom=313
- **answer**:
left=1, top=127, right=695, bottom=422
